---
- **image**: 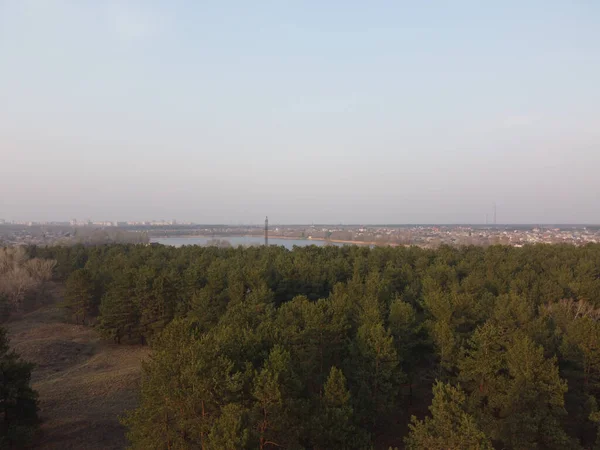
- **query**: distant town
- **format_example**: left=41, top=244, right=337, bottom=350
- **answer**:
left=1, top=218, right=600, bottom=248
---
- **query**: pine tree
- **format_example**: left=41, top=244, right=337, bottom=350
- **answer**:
left=405, top=381, right=492, bottom=450
left=0, top=327, right=39, bottom=449
left=460, top=324, right=577, bottom=449
left=97, top=272, right=140, bottom=344
left=500, top=335, right=576, bottom=449
left=250, top=346, right=302, bottom=450
left=134, top=270, right=177, bottom=342
left=562, top=316, right=600, bottom=394
left=348, top=321, right=402, bottom=427
left=63, top=268, right=96, bottom=324
left=123, top=320, right=244, bottom=449
left=388, top=298, right=428, bottom=403
left=206, top=403, right=250, bottom=450
left=312, top=366, right=366, bottom=450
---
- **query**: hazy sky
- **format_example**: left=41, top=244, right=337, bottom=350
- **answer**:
left=1, top=1, right=599, bottom=224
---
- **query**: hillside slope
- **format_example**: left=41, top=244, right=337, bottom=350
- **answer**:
left=5, top=298, right=149, bottom=449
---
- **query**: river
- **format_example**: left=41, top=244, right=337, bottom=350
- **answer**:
left=151, top=236, right=348, bottom=250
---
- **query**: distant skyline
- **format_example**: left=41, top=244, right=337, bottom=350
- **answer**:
left=1, top=1, right=599, bottom=224
left=3, top=217, right=600, bottom=227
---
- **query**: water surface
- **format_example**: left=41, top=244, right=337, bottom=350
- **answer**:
left=151, top=236, right=345, bottom=250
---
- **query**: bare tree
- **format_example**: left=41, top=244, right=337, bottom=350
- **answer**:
left=543, top=298, right=600, bottom=321
left=205, top=239, right=232, bottom=248
left=0, top=247, right=57, bottom=314
left=24, top=258, right=57, bottom=282
left=0, top=247, right=28, bottom=273
left=1, top=268, right=37, bottom=311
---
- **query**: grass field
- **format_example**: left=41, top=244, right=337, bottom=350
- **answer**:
left=5, top=291, right=149, bottom=449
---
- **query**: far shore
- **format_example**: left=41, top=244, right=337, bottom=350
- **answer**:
left=150, top=234, right=399, bottom=247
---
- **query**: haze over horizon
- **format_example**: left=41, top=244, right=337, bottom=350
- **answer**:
left=1, top=1, right=599, bottom=224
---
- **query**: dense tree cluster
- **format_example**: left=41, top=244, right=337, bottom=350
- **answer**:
left=31, top=243, right=600, bottom=449
left=0, top=327, right=38, bottom=449
left=0, top=247, right=56, bottom=320
left=64, top=228, right=149, bottom=246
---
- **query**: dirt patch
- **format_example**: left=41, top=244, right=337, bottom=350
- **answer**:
left=5, top=296, right=149, bottom=449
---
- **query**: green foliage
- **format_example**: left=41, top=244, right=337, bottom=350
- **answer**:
left=29, top=242, right=600, bottom=448
left=406, top=381, right=492, bottom=450
left=122, top=319, right=244, bottom=449
left=97, top=272, right=140, bottom=344
left=388, top=298, right=429, bottom=392
left=63, top=268, right=96, bottom=324
left=562, top=315, right=600, bottom=392
left=250, top=346, right=303, bottom=449
left=349, top=321, right=402, bottom=426
left=460, top=325, right=576, bottom=449
left=313, top=366, right=367, bottom=450
left=0, top=327, right=38, bottom=449
left=206, top=403, right=250, bottom=450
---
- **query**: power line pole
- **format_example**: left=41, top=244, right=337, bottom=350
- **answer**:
left=264, top=216, right=268, bottom=246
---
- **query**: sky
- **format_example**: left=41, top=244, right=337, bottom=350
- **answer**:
left=1, top=1, right=599, bottom=225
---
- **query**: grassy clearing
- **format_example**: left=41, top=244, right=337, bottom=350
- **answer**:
left=5, top=293, right=149, bottom=450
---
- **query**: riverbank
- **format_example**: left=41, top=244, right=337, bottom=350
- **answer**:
left=150, top=234, right=398, bottom=247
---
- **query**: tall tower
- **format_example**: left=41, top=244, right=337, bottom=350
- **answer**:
left=493, top=202, right=497, bottom=225
left=264, top=216, right=269, bottom=246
